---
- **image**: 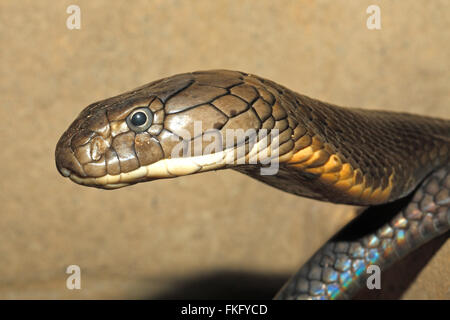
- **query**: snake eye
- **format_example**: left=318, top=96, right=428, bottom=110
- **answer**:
left=126, top=107, right=153, bottom=132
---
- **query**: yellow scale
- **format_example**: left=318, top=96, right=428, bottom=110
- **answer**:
left=286, top=135, right=394, bottom=203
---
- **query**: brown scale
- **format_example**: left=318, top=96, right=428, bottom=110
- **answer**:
left=230, top=84, right=258, bottom=103
left=212, top=95, right=248, bottom=117
left=135, top=132, right=164, bottom=166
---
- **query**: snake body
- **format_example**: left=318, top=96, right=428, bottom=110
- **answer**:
left=55, top=70, right=449, bottom=299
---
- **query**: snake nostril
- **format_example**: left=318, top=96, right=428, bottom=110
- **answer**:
left=90, top=136, right=109, bottom=162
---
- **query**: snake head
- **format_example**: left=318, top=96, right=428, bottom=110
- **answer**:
left=55, top=70, right=292, bottom=189
left=55, top=92, right=166, bottom=189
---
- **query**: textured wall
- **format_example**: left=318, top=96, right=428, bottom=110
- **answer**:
left=0, top=0, right=448, bottom=299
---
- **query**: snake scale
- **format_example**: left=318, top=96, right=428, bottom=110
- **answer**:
left=55, top=70, right=449, bottom=299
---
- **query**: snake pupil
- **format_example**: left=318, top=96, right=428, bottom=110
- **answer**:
left=131, top=112, right=147, bottom=126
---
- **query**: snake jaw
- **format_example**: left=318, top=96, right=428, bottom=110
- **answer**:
left=68, top=172, right=131, bottom=189
left=60, top=145, right=271, bottom=189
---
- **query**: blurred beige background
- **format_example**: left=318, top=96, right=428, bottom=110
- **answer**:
left=0, top=0, right=448, bottom=299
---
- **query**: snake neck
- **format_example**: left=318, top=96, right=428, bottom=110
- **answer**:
left=238, top=75, right=450, bottom=205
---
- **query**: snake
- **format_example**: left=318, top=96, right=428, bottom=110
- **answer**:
left=55, top=70, right=449, bottom=299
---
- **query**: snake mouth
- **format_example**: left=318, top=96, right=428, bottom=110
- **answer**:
left=59, top=135, right=287, bottom=189
left=68, top=173, right=131, bottom=189
left=60, top=150, right=237, bottom=189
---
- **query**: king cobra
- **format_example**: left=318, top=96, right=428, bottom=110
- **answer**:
left=55, top=70, right=449, bottom=299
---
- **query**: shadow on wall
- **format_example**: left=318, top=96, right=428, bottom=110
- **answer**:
left=150, top=271, right=289, bottom=300
left=148, top=235, right=448, bottom=299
